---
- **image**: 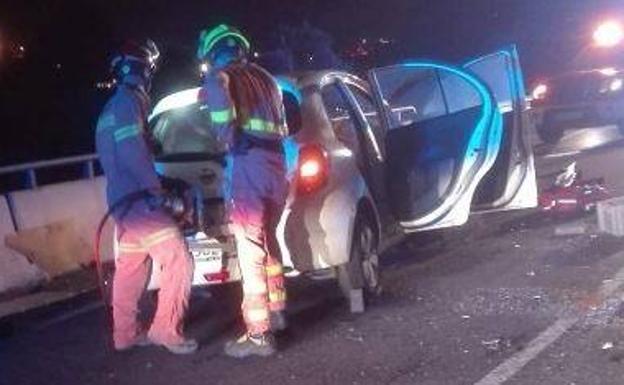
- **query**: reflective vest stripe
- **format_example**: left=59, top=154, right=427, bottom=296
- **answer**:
left=114, top=124, right=141, bottom=142
left=242, top=118, right=283, bottom=134
left=97, top=114, right=116, bottom=132
left=142, top=227, right=179, bottom=248
left=210, top=108, right=236, bottom=124
left=118, top=243, right=146, bottom=254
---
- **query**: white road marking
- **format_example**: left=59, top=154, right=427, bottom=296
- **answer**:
left=542, top=150, right=581, bottom=159
left=474, top=250, right=624, bottom=385
left=474, top=317, right=577, bottom=385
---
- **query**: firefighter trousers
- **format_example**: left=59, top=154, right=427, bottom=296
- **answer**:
left=230, top=147, right=288, bottom=335
left=112, top=209, right=193, bottom=349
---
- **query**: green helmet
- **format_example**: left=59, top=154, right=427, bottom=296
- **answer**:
left=197, top=24, right=251, bottom=62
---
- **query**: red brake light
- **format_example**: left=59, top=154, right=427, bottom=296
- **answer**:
left=297, top=144, right=329, bottom=194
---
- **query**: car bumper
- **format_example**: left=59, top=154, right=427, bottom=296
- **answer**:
left=147, top=232, right=240, bottom=290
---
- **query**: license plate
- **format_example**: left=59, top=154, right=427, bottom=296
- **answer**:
left=192, top=248, right=223, bottom=262
left=191, top=247, right=224, bottom=284
left=554, top=110, right=584, bottom=121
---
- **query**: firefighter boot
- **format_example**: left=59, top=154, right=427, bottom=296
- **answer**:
left=155, top=338, right=199, bottom=355
left=224, top=333, right=276, bottom=358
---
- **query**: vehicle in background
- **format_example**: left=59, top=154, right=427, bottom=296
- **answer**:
left=147, top=46, right=538, bottom=312
left=530, top=67, right=624, bottom=144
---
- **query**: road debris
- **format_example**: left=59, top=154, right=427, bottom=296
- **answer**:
left=482, top=337, right=513, bottom=352
left=461, top=314, right=471, bottom=320
left=527, top=270, right=536, bottom=277
left=602, top=342, right=614, bottom=350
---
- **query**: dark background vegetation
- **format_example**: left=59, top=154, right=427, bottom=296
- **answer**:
left=0, top=0, right=622, bottom=165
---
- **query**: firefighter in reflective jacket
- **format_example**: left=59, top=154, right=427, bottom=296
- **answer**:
left=95, top=40, right=197, bottom=355
left=197, top=24, right=288, bottom=358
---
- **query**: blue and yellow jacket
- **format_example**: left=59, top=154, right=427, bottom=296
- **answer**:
left=95, top=82, right=161, bottom=217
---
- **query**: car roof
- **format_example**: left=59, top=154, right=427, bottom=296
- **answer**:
left=149, top=70, right=368, bottom=120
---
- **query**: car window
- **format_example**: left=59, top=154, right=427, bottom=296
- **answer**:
left=346, top=83, right=383, bottom=136
left=150, top=105, right=225, bottom=156
left=282, top=90, right=302, bottom=135
left=371, top=68, right=446, bottom=128
left=439, top=71, right=482, bottom=113
left=321, top=83, right=361, bottom=154
left=465, top=54, right=514, bottom=113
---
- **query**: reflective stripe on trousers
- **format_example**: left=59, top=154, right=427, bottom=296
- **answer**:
left=112, top=209, right=193, bottom=348
left=230, top=148, right=287, bottom=335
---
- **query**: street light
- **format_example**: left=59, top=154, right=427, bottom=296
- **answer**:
left=593, top=20, right=623, bottom=48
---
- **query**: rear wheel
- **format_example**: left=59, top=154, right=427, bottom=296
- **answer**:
left=337, top=214, right=381, bottom=313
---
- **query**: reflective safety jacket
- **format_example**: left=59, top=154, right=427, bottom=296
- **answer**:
left=95, top=84, right=161, bottom=218
left=198, top=62, right=287, bottom=149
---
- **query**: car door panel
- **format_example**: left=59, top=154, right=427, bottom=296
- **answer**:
left=464, top=46, right=538, bottom=212
left=369, top=62, right=504, bottom=232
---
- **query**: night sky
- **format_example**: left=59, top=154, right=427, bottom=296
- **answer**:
left=0, top=0, right=622, bottom=165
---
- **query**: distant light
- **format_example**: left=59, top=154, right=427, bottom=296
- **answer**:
left=532, top=83, right=548, bottom=100
left=593, top=20, right=623, bottom=48
left=96, top=80, right=115, bottom=90
left=599, top=67, right=618, bottom=76
left=55, top=63, right=62, bottom=70
left=610, top=78, right=623, bottom=92
left=200, top=63, right=209, bottom=74
left=253, top=51, right=260, bottom=58
left=15, top=44, right=25, bottom=59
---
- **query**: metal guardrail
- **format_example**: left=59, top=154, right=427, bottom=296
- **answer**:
left=0, top=154, right=99, bottom=189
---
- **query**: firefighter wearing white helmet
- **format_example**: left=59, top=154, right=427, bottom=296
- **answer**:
left=197, top=24, right=288, bottom=358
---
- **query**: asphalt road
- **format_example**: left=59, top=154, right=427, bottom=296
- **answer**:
left=3, top=125, right=624, bottom=385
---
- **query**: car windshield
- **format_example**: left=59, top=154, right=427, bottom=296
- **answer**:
left=150, top=104, right=226, bottom=160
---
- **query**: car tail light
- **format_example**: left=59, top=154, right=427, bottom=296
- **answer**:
left=204, top=270, right=230, bottom=282
left=297, top=144, right=329, bottom=194
left=532, top=83, right=548, bottom=100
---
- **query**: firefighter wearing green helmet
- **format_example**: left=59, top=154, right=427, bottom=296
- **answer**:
left=197, top=24, right=288, bottom=358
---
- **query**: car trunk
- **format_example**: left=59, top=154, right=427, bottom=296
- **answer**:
left=150, top=104, right=231, bottom=238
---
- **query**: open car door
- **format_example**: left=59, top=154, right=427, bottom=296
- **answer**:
left=465, top=46, right=538, bottom=212
left=369, top=48, right=535, bottom=232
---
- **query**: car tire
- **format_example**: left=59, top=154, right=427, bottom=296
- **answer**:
left=536, top=122, right=564, bottom=144
left=337, top=213, right=381, bottom=313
